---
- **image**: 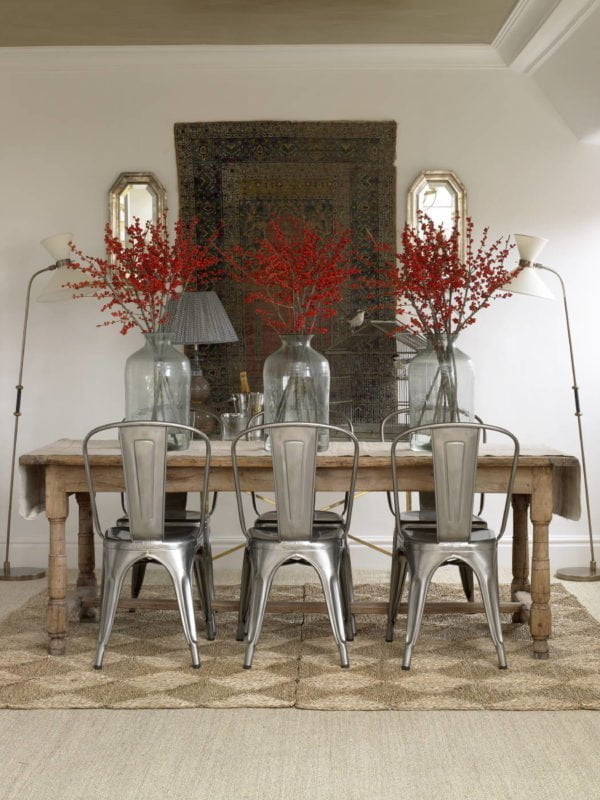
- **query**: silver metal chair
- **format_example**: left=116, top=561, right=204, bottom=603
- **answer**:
left=389, top=422, right=519, bottom=670
left=83, top=421, right=212, bottom=669
left=119, top=412, right=219, bottom=636
left=232, top=422, right=359, bottom=669
left=380, top=409, right=488, bottom=617
left=242, top=411, right=357, bottom=640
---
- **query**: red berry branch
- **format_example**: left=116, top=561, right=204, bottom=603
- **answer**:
left=372, top=214, right=518, bottom=340
left=370, top=214, right=519, bottom=424
left=227, top=216, right=359, bottom=335
left=68, top=216, right=220, bottom=335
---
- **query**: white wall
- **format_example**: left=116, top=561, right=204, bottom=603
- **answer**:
left=1, top=46, right=600, bottom=575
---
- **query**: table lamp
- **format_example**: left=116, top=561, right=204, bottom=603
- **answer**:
left=503, top=233, right=599, bottom=582
left=2, top=234, right=92, bottom=580
left=165, top=291, right=238, bottom=432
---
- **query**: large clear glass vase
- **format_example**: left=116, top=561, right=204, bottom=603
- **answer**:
left=263, top=334, right=330, bottom=451
left=125, top=333, right=192, bottom=450
left=408, top=335, right=474, bottom=451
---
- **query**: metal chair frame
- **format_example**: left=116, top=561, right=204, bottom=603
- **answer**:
left=381, top=409, right=489, bottom=610
left=122, top=410, right=221, bottom=616
left=83, top=420, right=213, bottom=669
left=389, top=422, right=519, bottom=670
left=120, top=414, right=219, bottom=627
left=243, top=411, right=357, bottom=639
left=231, top=422, right=359, bottom=669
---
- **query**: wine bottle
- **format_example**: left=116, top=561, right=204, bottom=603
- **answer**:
left=240, top=371, right=250, bottom=393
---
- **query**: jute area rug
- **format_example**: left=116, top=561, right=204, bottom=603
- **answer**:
left=1, top=583, right=599, bottom=710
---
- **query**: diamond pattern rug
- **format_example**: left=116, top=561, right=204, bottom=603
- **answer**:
left=1, top=583, right=599, bottom=710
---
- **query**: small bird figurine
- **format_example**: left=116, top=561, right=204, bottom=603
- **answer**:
left=348, top=310, right=365, bottom=331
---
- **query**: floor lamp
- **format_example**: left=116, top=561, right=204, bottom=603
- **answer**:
left=504, top=233, right=599, bottom=582
left=1, top=233, right=88, bottom=580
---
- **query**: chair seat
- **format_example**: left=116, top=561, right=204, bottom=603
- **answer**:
left=116, top=509, right=203, bottom=527
left=253, top=510, right=343, bottom=528
left=248, top=524, right=345, bottom=542
left=106, top=524, right=204, bottom=545
left=401, top=525, right=496, bottom=544
left=400, top=510, right=487, bottom=529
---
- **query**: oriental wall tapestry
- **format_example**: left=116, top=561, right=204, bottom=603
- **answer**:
left=174, top=120, right=397, bottom=427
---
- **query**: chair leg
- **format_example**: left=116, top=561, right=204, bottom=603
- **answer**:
left=131, top=561, right=147, bottom=600
left=340, top=544, right=356, bottom=641
left=165, top=548, right=201, bottom=669
left=95, top=548, right=136, bottom=669
left=194, top=546, right=216, bottom=641
left=236, top=548, right=252, bottom=641
left=470, top=551, right=508, bottom=669
left=402, top=550, right=440, bottom=671
left=202, top=528, right=216, bottom=608
left=386, top=551, right=407, bottom=642
left=312, top=545, right=349, bottom=668
left=244, top=548, right=278, bottom=669
left=458, top=563, right=475, bottom=602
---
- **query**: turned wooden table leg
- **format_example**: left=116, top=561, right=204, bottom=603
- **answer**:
left=511, top=494, right=531, bottom=622
left=46, top=467, right=69, bottom=655
left=76, top=492, right=96, bottom=621
left=530, top=468, right=553, bottom=659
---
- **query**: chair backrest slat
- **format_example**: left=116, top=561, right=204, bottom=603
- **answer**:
left=270, top=426, right=317, bottom=540
left=431, top=426, right=480, bottom=541
left=120, top=425, right=167, bottom=540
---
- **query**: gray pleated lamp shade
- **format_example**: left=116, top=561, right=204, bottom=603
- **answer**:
left=164, top=291, right=238, bottom=345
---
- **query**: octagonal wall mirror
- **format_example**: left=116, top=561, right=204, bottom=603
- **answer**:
left=406, top=170, right=467, bottom=259
left=108, top=172, right=167, bottom=247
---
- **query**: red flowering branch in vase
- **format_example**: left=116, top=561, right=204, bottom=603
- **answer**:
left=68, top=216, right=220, bottom=334
left=371, top=214, right=519, bottom=424
left=373, top=214, right=516, bottom=339
left=227, top=216, right=358, bottom=334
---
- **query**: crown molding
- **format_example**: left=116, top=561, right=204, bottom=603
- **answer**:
left=0, top=43, right=504, bottom=72
left=496, top=0, right=600, bottom=73
left=493, top=0, right=560, bottom=64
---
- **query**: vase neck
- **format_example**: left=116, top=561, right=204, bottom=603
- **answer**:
left=279, top=333, right=314, bottom=348
left=426, top=333, right=456, bottom=349
left=144, top=332, right=173, bottom=354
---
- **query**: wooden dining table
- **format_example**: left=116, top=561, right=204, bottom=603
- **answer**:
left=19, top=438, right=581, bottom=659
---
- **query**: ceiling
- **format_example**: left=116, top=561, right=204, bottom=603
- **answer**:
left=0, top=0, right=519, bottom=47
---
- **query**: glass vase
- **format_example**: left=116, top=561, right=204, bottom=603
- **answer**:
left=408, top=334, right=474, bottom=451
left=125, top=333, right=192, bottom=450
left=263, top=334, right=330, bottom=451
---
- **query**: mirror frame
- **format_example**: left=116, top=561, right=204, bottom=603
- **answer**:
left=406, top=169, right=467, bottom=259
left=108, top=171, right=167, bottom=243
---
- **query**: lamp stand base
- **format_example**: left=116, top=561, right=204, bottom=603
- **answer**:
left=0, top=562, right=46, bottom=581
left=555, top=564, right=600, bottom=582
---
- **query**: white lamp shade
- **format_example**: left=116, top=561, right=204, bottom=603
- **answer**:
left=37, top=265, right=94, bottom=302
left=37, top=231, right=96, bottom=302
left=503, top=265, right=554, bottom=300
left=40, top=232, right=73, bottom=263
left=514, top=233, right=548, bottom=264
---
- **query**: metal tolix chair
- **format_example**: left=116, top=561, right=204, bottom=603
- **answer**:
left=244, top=411, right=358, bottom=640
left=381, top=409, right=489, bottom=626
left=232, top=422, right=359, bottom=669
left=117, top=410, right=220, bottom=638
left=83, top=421, right=212, bottom=669
left=388, top=422, right=519, bottom=670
